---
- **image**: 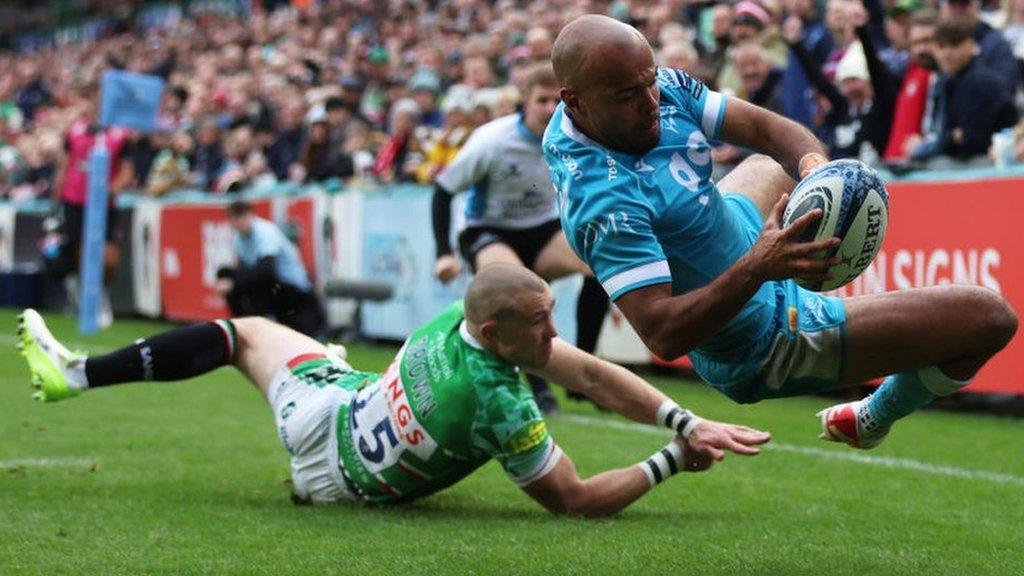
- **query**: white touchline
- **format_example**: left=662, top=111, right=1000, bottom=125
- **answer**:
left=559, top=414, right=1024, bottom=488
left=0, top=457, right=96, bottom=469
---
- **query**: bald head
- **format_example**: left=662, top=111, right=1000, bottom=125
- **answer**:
left=552, top=14, right=652, bottom=92
left=550, top=15, right=663, bottom=155
left=465, top=264, right=549, bottom=326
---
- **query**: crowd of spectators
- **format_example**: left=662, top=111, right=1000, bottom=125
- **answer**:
left=2, top=0, right=1024, bottom=203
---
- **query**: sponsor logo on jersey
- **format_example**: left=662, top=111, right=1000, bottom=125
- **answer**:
left=802, top=294, right=828, bottom=325
left=606, top=155, right=618, bottom=181
left=577, top=211, right=637, bottom=252
left=349, top=347, right=439, bottom=475
left=548, top=143, right=583, bottom=181
left=504, top=420, right=548, bottom=455
left=404, top=336, right=439, bottom=418
left=383, top=358, right=438, bottom=460
left=667, top=132, right=712, bottom=193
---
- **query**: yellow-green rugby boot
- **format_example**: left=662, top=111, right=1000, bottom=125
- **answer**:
left=17, top=309, right=88, bottom=402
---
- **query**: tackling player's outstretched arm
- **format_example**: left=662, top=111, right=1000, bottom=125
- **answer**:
left=533, top=339, right=771, bottom=459
left=521, top=436, right=712, bottom=517
left=614, top=194, right=840, bottom=360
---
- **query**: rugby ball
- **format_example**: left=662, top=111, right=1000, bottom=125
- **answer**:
left=782, top=159, right=888, bottom=291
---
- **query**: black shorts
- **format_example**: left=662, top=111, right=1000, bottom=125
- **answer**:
left=458, top=219, right=562, bottom=272
left=62, top=202, right=121, bottom=253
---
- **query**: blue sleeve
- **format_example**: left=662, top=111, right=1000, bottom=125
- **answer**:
left=562, top=177, right=671, bottom=301
left=658, top=68, right=728, bottom=141
left=544, top=108, right=671, bottom=301
left=261, top=223, right=287, bottom=258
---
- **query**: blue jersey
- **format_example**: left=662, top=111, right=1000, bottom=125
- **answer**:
left=234, top=217, right=312, bottom=292
left=543, top=68, right=780, bottom=361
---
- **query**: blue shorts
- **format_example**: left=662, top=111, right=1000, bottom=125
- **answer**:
left=689, top=194, right=848, bottom=404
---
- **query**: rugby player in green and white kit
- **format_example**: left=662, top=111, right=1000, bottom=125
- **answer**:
left=17, top=265, right=769, bottom=516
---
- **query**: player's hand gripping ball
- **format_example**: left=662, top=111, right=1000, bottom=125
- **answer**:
left=783, top=159, right=889, bottom=291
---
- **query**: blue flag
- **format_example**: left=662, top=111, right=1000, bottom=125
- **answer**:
left=99, top=70, right=164, bottom=133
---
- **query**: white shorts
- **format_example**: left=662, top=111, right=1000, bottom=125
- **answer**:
left=268, top=358, right=357, bottom=504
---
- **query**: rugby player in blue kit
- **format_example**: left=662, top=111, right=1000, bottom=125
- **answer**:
left=543, top=15, right=1017, bottom=449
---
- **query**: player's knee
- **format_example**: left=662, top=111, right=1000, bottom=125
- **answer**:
left=960, top=286, right=1017, bottom=352
left=232, top=316, right=275, bottom=351
left=745, top=153, right=774, bottom=167
left=984, top=294, right=1017, bottom=351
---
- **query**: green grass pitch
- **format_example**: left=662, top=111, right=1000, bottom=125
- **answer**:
left=1, top=309, right=1022, bottom=575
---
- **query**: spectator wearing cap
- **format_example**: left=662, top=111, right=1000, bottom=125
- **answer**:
left=885, top=10, right=940, bottom=161
left=911, top=19, right=1018, bottom=162
left=940, top=0, right=1021, bottom=88
left=779, top=0, right=834, bottom=129
left=409, top=68, right=445, bottom=129
left=717, top=1, right=788, bottom=97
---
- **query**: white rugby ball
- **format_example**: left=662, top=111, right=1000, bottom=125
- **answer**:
left=782, top=159, right=889, bottom=291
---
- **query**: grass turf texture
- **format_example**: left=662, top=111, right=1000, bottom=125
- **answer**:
left=1, top=309, right=1022, bottom=576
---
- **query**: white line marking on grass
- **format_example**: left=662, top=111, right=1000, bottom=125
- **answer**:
left=559, top=414, right=1024, bottom=488
left=0, top=457, right=96, bottom=469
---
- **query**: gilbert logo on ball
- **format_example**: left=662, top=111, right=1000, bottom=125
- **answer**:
left=782, top=159, right=889, bottom=291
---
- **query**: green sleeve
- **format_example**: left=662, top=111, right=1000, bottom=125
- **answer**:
left=471, top=380, right=562, bottom=486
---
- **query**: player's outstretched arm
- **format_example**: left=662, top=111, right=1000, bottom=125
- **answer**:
left=531, top=339, right=770, bottom=459
left=718, top=96, right=829, bottom=181
left=521, top=437, right=713, bottom=517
